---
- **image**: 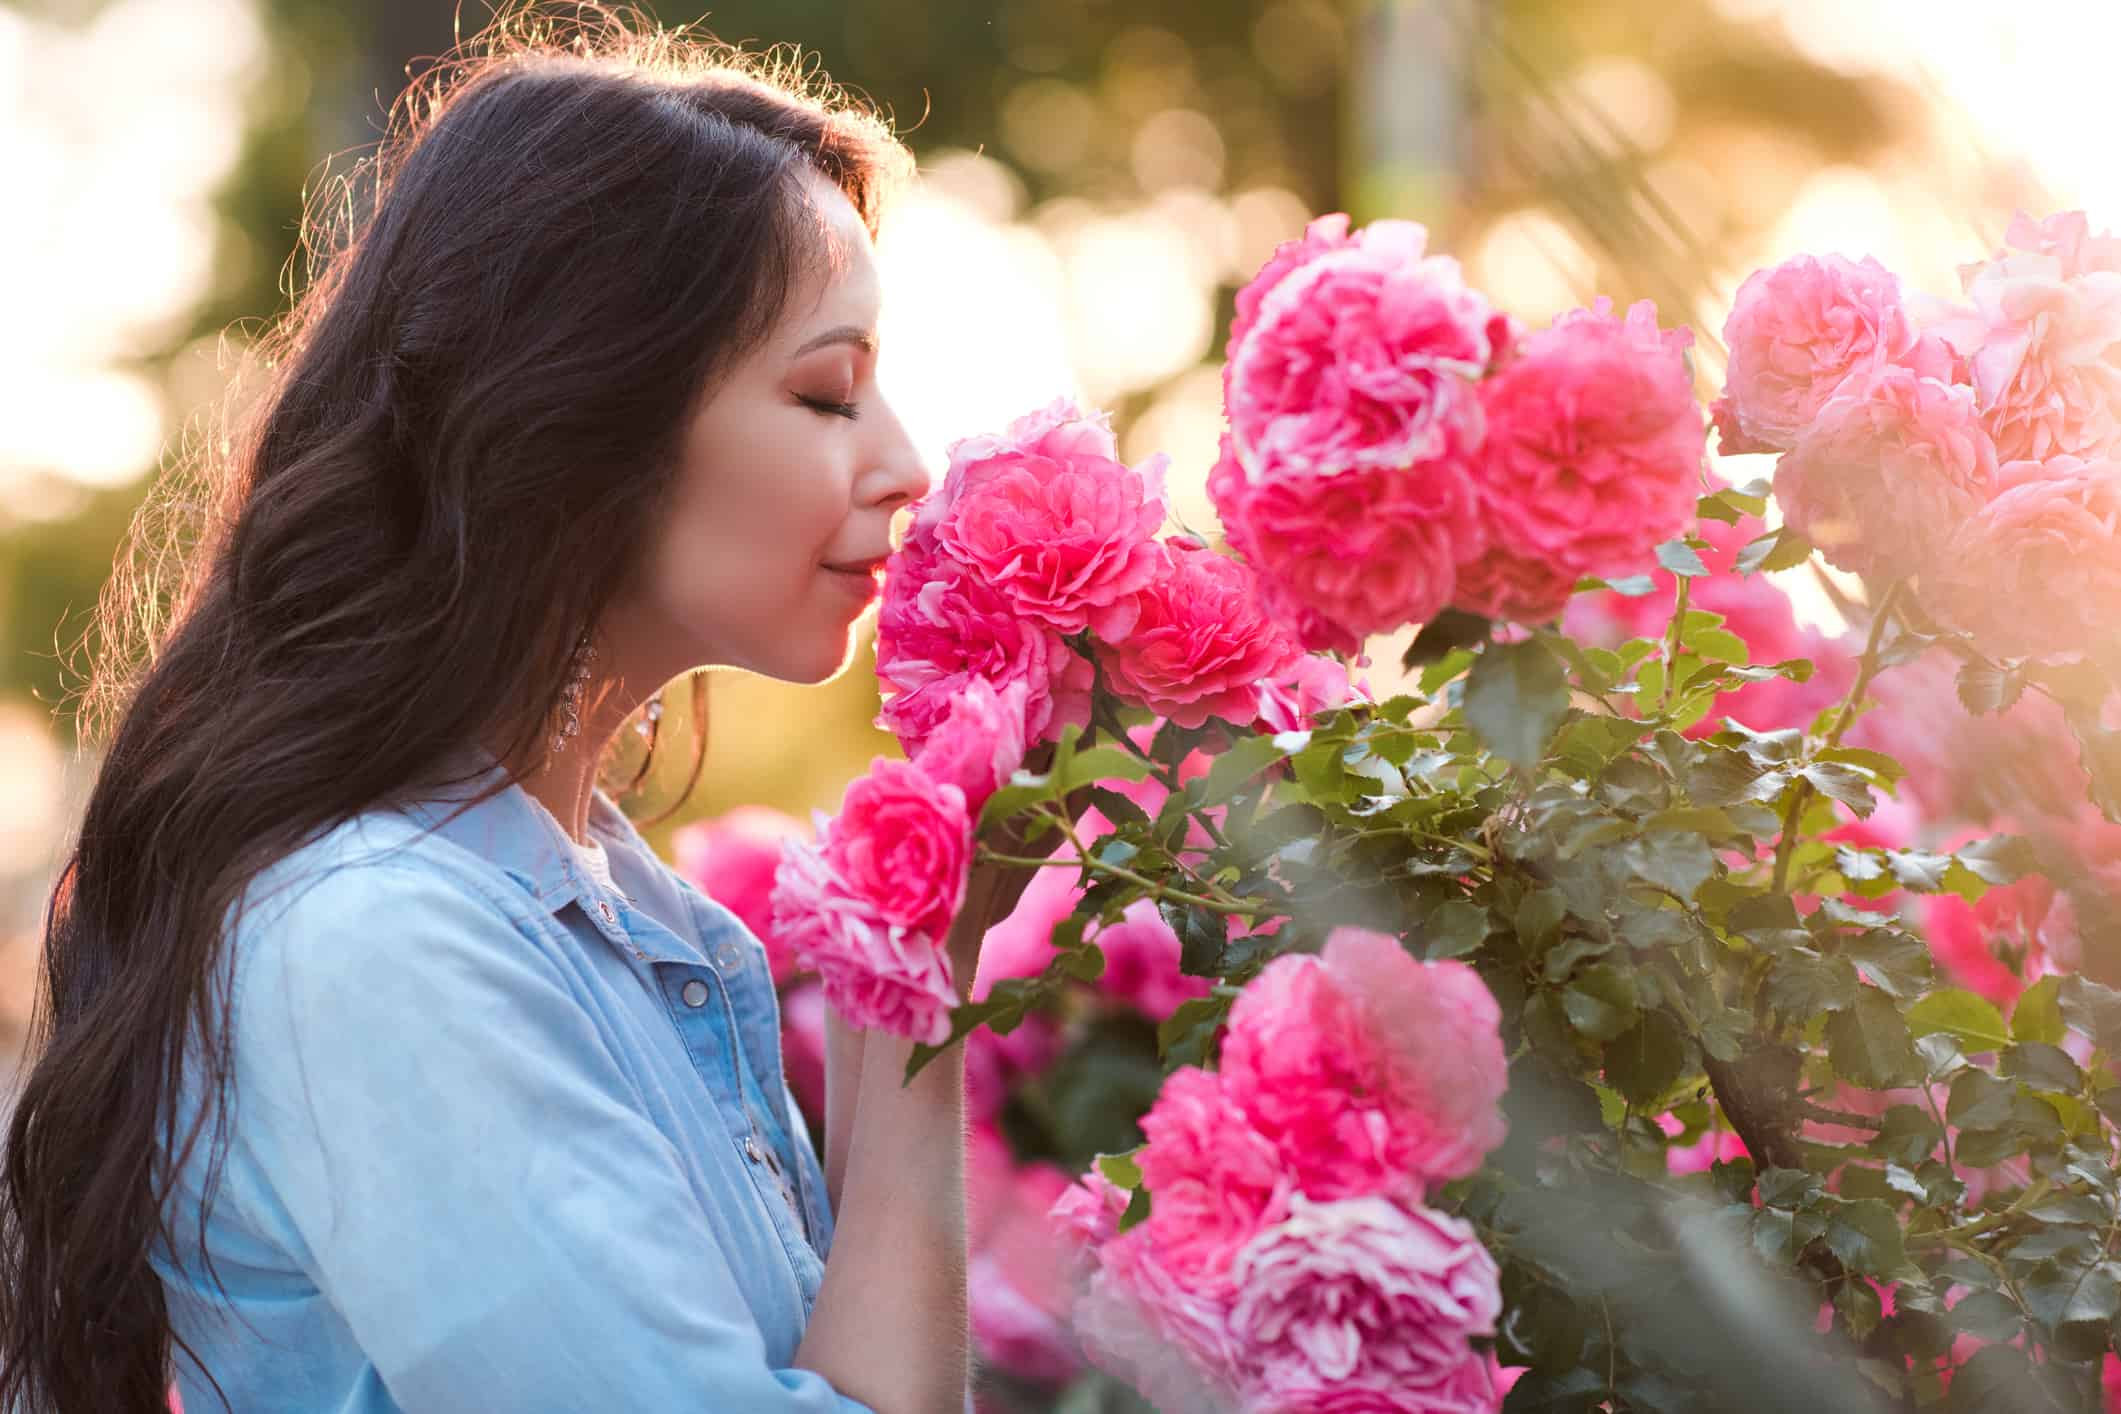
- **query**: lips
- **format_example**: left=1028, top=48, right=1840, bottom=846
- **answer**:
left=820, top=554, right=889, bottom=577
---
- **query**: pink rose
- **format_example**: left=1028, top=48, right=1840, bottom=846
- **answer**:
left=1319, top=928, right=1509, bottom=1184
left=911, top=676, right=1030, bottom=814
left=875, top=545, right=1092, bottom=755
left=1774, top=367, right=1998, bottom=581
left=917, top=398, right=1167, bottom=639
left=1230, top=1194, right=1503, bottom=1414
left=777, top=981, right=828, bottom=1125
left=1132, top=1067, right=1293, bottom=1282
left=671, top=805, right=810, bottom=984
left=768, top=841, right=957, bottom=1044
left=1942, top=211, right=2121, bottom=464
left=1714, top=253, right=1951, bottom=454
left=1049, top=1167, right=1132, bottom=1268
left=1092, top=900, right=1210, bottom=1021
left=1069, top=1249, right=1246, bottom=1414
left=1931, top=457, right=2121, bottom=664
left=1458, top=299, right=1705, bottom=620
left=1217, top=955, right=1439, bottom=1201
left=1094, top=539, right=1302, bottom=729
left=1255, top=653, right=1368, bottom=736
left=822, top=757, right=971, bottom=940
left=1212, top=436, right=1479, bottom=651
left=1921, top=875, right=2071, bottom=1007
left=1223, top=216, right=1507, bottom=485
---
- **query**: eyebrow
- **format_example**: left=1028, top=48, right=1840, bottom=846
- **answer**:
left=792, top=324, right=877, bottom=358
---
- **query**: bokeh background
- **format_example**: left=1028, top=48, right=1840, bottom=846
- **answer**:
left=0, top=0, right=2109, bottom=1061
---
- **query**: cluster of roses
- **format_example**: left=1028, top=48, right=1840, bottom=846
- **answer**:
left=1208, top=213, right=1709, bottom=653
left=1715, top=210, right=2121, bottom=668
left=1048, top=928, right=1510, bottom=1413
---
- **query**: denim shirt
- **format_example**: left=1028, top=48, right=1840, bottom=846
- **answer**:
left=152, top=750, right=872, bottom=1413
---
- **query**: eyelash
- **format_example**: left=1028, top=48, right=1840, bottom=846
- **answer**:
left=796, top=394, right=861, bottom=421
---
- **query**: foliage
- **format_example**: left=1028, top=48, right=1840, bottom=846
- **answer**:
left=922, top=487, right=2121, bottom=1412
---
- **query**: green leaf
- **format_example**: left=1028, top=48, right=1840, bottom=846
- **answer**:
left=1056, top=744, right=1154, bottom=794
left=1655, top=538, right=1708, bottom=577
left=1907, top=988, right=2011, bottom=1050
left=2060, top=974, right=2121, bottom=1049
left=1420, top=899, right=1489, bottom=960
left=1158, top=993, right=1230, bottom=1068
left=2002, top=1041, right=2083, bottom=1094
left=1095, top=1149, right=1143, bottom=1189
left=1956, top=660, right=2025, bottom=717
left=1196, top=732, right=1291, bottom=806
left=1418, top=647, right=1477, bottom=696
left=1735, top=525, right=1813, bottom=575
left=1084, top=785, right=1149, bottom=830
left=1118, top=1185, right=1151, bottom=1232
left=1828, top=989, right=1923, bottom=1088
left=1798, top=761, right=1877, bottom=818
left=1463, top=639, right=1570, bottom=768
left=1161, top=901, right=1228, bottom=977
left=2014, top=975, right=2066, bottom=1044
left=1603, top=1009, right=1688, bottom=1105
left=1823, top=1197, right=1907, bottom=1276
left=1562, top=964, right=1640, bottom=1042
left=1841, top=929, right=1934, bottom=1000
left=1623, top=831, right=1717, bottom=899
left=1402, top=608, right=1492, bottom=667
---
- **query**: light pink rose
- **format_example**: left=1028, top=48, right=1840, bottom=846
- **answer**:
left=768, top=841, right=957, bottom=1044
left=1211, top=435, right=1479, bottom=651
left=1255, top=654, right=1368, bottom=735
left=1069, top=1247, right=1246, bottom=1414
left=1319, top=928, right=1510, bottom=1184
left=1939, top=211, right=2121, bottom=464
left=1092, top=900, right=1210, bottom=1021
left=910, top=676, right=1030, bottom=814
left=1774, top=367, right=1998, bottom=581
left=916, top=397, right=1167, bottom=639
left=1458, top=299, right=1705, bottom=620
left=1095, top=538, right=1302, bottom=729
left=1931, top=456, right=2121, bottom=663
left=1223, top=216, right=1507, bottom=485
left=1049, top=1167, right=1132, bottom=1268
left=822, top=757, right=971, bottom=940
left=875, top=545, right=1092, bottom=755
left=1230, top=1194, right=1502, bottom=1414
left=777, top=980, right=828, bottom=1124
left=1713, top=253, right=1951, bottom=454
left=671, top=805, right=810, bottom=984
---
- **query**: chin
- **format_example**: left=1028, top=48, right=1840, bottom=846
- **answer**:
left=759, top=629, right=864, bottom=687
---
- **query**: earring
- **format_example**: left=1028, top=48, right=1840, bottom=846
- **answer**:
left=550, top=630, right=596, bottom=755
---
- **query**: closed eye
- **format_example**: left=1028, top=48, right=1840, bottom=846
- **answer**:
left=795, top=393, right=861, bottom=421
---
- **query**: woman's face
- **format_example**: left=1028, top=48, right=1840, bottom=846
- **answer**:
left=609, top=172, right=929, bottom=693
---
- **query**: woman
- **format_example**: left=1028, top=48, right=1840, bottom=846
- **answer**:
left=0, top=10, right=1026, bottom=1412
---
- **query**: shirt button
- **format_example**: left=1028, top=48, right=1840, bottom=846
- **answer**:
left=712, top=941, right=743, bottom=972
left=680, top=979, right=710, bottom=1008
left=744, top=1134, right=765, bottom=1164
left=596, top=899, right=617, bottom=926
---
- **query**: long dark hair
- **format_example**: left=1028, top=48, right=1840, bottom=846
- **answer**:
left=0, top=9, right=910, bottom=1409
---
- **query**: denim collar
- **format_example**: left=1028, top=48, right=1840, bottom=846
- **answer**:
left=389, top=744, right=652, bottom=919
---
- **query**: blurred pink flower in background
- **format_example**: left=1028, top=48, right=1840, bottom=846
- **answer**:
left=1934, top=456, right=2121, bottom=665
left=1774, top=367, right=1998, bottom=582
left=1712, top=252, right=1950, bottom=455
left=672, top=805, right=810, bottom=984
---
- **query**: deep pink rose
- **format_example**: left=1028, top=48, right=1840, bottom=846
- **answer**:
left=778, top=980, right=828, bottom=1124
left=911, top=676, right=1030, bottom=814
left=1938, top=211, right=2121, bottom=464
left=671, top=805, right=810, bottom=983
left=1319, top=928, right=1509, bottom=1183
left=1092, top=900, right=1210, bottom=1021
left=916, top=398, right=1167, bottom=639
left=1714, top=253, right=1951, bottom=454
left=1921, top=875, right=2071, bottom=1007
left=1255, top=653, right=1368, bottom=735
left=1132, top=1067, right=1293, bottom=1282
left=1223, top=216, right=1507, bottom=485
left=1095, top=539, right=1302, bottom=729
left=1932, top=457, right=2121, bottom=664
left=1212, top=435, right=1479, bottom=651
left=768, top=842, right=956, bottom=1044
left=822, top=757, right=971, bottom=940
left=1230, top=1194, right=1503, bottom=1414
left=875, top=545, right=1092, bottom=755
left=1458, top=299, right=1705, bottom=620
left=1774, top=367, right=1998, bottom=581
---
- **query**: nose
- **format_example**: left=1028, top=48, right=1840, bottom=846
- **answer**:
left=857, top=394, right=933, bottom=514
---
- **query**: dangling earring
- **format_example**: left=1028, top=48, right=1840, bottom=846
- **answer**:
left=616, top=690, right=664, bottom=798
left=550, top=630, right=596, bottom=755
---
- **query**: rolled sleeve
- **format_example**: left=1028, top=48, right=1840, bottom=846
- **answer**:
left=226, top=862, right=873, bottom=1413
